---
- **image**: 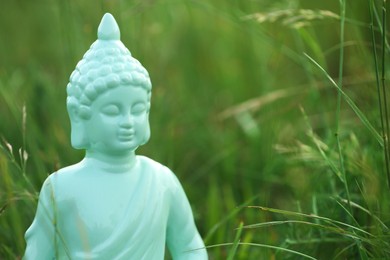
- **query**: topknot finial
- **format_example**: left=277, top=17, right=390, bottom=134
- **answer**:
left=98, top=13, right=120, bottom=40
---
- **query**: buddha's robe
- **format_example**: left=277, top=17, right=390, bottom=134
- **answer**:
left=24, top=156, right=207, bottom=259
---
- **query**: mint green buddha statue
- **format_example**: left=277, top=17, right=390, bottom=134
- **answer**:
left=24, top=13, right=207, bottom=260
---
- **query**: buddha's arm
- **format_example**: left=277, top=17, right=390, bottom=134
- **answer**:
left=24, top=177, right=56, bottom=260
left=166, top=173, right=208, bottom=260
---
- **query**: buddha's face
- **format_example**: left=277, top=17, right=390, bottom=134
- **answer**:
left=84, top=85, right=150, bottom=154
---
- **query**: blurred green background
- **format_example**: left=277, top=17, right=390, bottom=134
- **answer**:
left=1, top=0, right=389, bottom=259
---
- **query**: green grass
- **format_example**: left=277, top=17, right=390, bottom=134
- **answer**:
left=1, top=0, right=390, bottom=259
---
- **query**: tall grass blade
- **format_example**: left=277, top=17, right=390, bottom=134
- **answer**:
left=372, top=0, right=390, bottom=51
left=380, top=0, right=390, bottom=187
left=369, top=0, right=390, bottom=188
left=336, top=0, right=352, bottom=212
left=206, top=242, right=317, bottom=260
left=338, top=197, right=389, bottom=230
left=242, top=220, right=360, bottom=239
left=300, top=106, right=343, bottom=182
left=304, top=53, right=383, bottom=146
left=204, top=195, right=259, bottom=243
left=248, top=206, right=375, bottom=237
left=227, top=221, right=243, bottom=260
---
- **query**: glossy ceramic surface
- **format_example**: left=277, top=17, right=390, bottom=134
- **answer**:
left=24, top=13, right=207, bottom=260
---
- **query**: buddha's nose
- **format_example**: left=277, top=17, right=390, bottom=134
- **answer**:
left=119, top=114, right=133, bottom=128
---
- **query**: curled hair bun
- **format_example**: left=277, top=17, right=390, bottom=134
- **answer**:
left=67, top=13, right=152, bottom=111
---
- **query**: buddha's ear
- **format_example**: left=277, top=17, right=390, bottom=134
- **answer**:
left=67, top=102, right=80, bottom=123
left=67, top=100, right=91, bottom=149
left=142, top=123, right=151, bottom=145
left=140, top=114, right=151, bottom=146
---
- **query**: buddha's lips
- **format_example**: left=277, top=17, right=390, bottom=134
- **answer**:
left=118, top=135, right=134, bottom=141
left=118, top=129, right=135, bottom=135
left=118, top=129, right=135, bottom=140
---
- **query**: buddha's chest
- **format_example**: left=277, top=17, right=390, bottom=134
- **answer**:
left=55, top=173, right=171, bottom=248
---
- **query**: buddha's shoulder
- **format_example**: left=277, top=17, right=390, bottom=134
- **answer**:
left=137, top=156, right=177, bottom=179
left=137, top=155, right=166, bottom=170
left=57, top=161, right=86, bottom=175
left=37, top=162, right=85, bottom=195
left=45, top=161, right=86, bottom=183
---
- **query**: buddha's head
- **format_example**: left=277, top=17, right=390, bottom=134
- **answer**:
left=66, top=13, right=152, bottom=154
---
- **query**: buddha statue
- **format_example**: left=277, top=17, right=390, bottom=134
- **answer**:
left=24, top=13, right=207, bottom=260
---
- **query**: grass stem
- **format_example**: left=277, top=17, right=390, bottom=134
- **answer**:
left=380, top=0, right=390, bottom=188
left=369, top=0, right=390, bottom=188
left=336, top=0, right=352, bottom=211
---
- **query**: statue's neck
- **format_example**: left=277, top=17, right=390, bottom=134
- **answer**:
left=84, top=150, right=137, bottom=173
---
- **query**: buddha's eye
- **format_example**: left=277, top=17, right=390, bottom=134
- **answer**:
left=101, top=104, right=120, bottom=116
left=132, top=103, right=147, bottom=115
